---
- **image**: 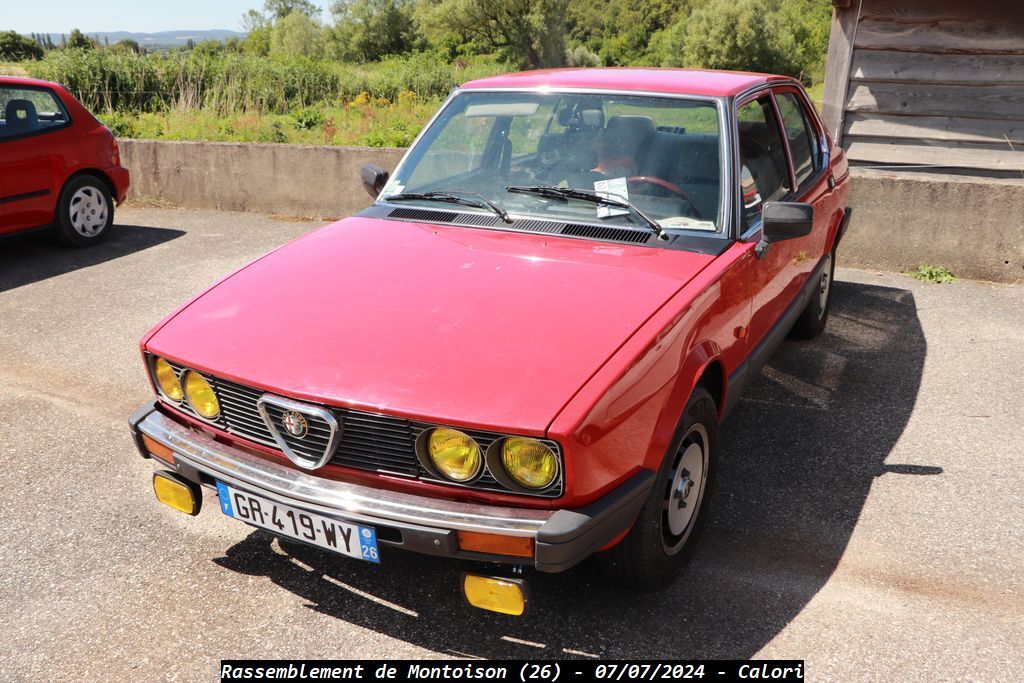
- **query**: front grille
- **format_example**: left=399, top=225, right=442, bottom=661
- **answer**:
left=154, top=357, right=562, bottom=497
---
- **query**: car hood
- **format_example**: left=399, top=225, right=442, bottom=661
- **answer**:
left=146, top=217, right=715, bottom=433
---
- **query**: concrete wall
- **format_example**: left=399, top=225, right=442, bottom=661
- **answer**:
left=120, top=139, right=406, bottom=219
left=119, top=140, right=1024, bottom=282
left=844, top=170, right=1023, bottom=283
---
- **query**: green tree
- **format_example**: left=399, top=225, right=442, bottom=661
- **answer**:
left=66, top=29, right=94, bottom=50
left=270, top=10, right=325, bottom=58
left=676, top=0, right=800, bottom=77
left=416, top=0, right=568, bottom=68
left=328, top=0, right=417, bottom=62
left=264, top=0, right=320, bottom=19
left=242, top=9, right=273, bottom=55
left=0, top=31, right=44, bottom=60
left=109, top=38, right=142, bottom=54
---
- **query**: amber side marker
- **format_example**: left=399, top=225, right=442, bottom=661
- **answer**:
left=152, top=471, right=201, bottom=516
left=457, top=530, right=534, bottom=558
left=141, top=434, right=176, bottom=465
left=462, top=574, right=529, bottom=616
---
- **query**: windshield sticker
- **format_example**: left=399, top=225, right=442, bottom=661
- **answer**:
left=660, top=216, right=717, bottom=231
left=593, top=177, right=630, bottom=218
left=380, top=178, right=404, bottom=197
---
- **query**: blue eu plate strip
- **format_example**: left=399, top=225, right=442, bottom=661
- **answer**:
left=215, top=481, right=235, bottom=517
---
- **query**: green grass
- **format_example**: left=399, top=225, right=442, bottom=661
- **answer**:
left=907, top=264, right=956, bottom=284
left=805, top=81, right=824, bottom=112
left=98, top=92, right=441, bottom=147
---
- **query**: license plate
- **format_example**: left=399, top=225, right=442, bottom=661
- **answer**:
left=215, top=482, right=380, bottom=563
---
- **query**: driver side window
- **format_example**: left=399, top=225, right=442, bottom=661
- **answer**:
left=737, top=96, right=791, bottom=228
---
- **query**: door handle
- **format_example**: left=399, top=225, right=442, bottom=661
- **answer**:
left=827, top=174, right=836, bottom=191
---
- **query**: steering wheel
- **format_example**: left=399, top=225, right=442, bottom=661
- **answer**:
left=626, top=176, right=701, bottom=219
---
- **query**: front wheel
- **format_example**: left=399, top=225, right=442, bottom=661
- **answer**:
left=597, top=386, right=718, bottom=589
left=54, top=175, right=114, bottom=247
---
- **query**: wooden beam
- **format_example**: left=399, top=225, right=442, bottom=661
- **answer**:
left=846, top=140, right=1024, bottom=171
left=855, top=17, right=1024, bottom=55
left=845, top=113, right=1024, bottom=145
left=821, top=0, right=862, bottom=145
left=850, top=50, right=1024, bottom=85
left=846, top=82, right=1024, bottom=121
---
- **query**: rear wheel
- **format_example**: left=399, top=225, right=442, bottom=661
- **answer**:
left=597, top=386, right=718, bottom=589
left=790, top=249, right=835, bottom=340
left=54, top=175, right=114, bottom=247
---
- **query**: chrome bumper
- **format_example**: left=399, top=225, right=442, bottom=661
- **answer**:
left=129, top=401, right=654, bottom=572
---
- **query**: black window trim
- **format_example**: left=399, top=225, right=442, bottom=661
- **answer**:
left=0, top=83, right=73, bottom=144
left=771, top=84, right=829, bottom=198
left=732, top=86, right=798, bottom=242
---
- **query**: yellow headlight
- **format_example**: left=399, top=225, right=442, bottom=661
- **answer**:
left=183, top=370, right=219, bottom=419
left=501, top=437, right=558, bottom=489
left=153, top=357, right=182, bottom=402
left=427, top=428, right=481, bottom=482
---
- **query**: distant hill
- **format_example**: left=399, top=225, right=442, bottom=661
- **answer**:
left=34, top=30, right=245, bottom=48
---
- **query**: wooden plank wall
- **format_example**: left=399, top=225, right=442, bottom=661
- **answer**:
left=833, top=0, right=1024, bottom=176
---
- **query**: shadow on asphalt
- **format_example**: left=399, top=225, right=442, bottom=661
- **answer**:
left=0, top=225, right=184, bottom=293
left=214, top=278, right=935, bottom=658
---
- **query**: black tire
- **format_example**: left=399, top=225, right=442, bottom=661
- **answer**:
left=789, top=249, right=836, bottom=340
left=597, top=386, right=718, bottom=590
left=54, top=174, right=114, bottom=247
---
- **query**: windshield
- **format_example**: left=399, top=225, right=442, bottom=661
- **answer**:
left=383, top=91, right=724, bottom=233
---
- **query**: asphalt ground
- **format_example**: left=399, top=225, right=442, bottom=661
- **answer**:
left=1, top=207, right=1022, bottom=681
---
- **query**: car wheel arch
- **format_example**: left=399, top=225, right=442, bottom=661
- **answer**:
left=62, top=169, right=118, bottom=205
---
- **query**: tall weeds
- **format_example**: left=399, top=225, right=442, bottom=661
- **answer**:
left=26, top=49, right=506, bottom=115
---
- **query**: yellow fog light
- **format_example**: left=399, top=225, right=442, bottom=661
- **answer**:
left=153, top=357, right=182, bottom=402
left=152, top=471, right=200, bottom=515
left=501, top=437, right=558, bottom=490
left=426, top=428, right=481, bottom=482
left=183, top=370, right=219, bottom=419
left=462, top=574, right=528, bottom=616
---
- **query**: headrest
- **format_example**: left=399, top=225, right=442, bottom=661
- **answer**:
left=4, top=99, right=38, bottom=129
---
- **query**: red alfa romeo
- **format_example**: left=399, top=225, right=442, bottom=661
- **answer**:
left=0, top=76, right=129, bottom=245
left=129, top=68, right=850, bottom=616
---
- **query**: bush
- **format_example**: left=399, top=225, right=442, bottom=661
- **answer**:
left=0, top=31, right=44, bottom=61
left=291, top=107, right=324, bottom=130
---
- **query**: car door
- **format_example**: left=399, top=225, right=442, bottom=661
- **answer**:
left=0, top=84, right=71, bottom=235
left=734, top=90, right=810, bottom=349
left=771, top=85, right=832, bottom=269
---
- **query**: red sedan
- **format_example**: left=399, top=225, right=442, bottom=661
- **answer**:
left=0, top=76, right=129, bottom=245
left=129, top=68, right=850, bottom=615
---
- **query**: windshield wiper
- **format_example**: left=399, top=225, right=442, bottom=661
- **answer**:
left=384, top=191, right=512, bottom=223
left=506, top=185, right=668, bottom=241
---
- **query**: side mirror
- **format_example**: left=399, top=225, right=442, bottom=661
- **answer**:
left=360, top=163, right=390, bottom=198
left=756, top=201, right=814, bottom=258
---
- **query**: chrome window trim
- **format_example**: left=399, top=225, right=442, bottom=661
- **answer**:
left=383, top=87, right=732, bottom=239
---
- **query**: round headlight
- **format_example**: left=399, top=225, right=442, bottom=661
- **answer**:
left=501, top=437, right=558, bottom=490
left=183, top=370, right=219, bottom=419
left=427, top=428, right=481, bottom=482
left=153, top=357, right=182, bottom=402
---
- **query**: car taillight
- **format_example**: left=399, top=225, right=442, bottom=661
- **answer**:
left=112, top=138, right=120, bottom=165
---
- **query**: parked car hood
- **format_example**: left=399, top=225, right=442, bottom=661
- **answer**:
left=146, top=216, right=716, bottom=433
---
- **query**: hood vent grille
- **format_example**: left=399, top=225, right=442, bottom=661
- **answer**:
left=388, top=207, right=458, bottom=223
left=387, top=207, right=651, bottom=245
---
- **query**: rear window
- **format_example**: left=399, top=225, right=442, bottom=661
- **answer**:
left=0, top=86, right=69, bottom=140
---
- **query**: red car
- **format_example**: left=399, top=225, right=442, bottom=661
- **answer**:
left=0, top=76, right=129, bottom=245
left=129, top=69, right=850, bottom=616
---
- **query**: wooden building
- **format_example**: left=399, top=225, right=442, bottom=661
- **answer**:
left=821, top=0, right=1024, bottom=178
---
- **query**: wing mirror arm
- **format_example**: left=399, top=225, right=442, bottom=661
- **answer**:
left=755, top=201, right=814, bottom=259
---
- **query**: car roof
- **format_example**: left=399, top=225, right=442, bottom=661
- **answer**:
left=460, top=67, right=793, bottom=98
left=0, top=75, right=63, bottom=89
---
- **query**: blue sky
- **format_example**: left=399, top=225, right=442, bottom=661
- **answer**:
left=4, top=0, right=328, bottom=34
